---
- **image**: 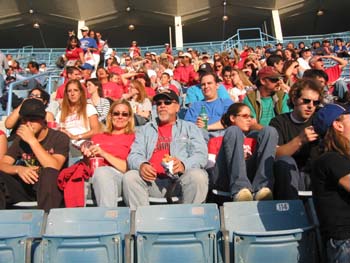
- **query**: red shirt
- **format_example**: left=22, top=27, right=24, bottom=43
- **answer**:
left=0, top=130, right=4, bottom=136
left=102, top=82, right=124, bottom=100
left=173, top=65, right=198, bottom=86
left=65, top=47, right=83, bottom=61
left=91, top=133, right=135, bottom=165
left=145, top=86, right=156, bottom=98
left=325, top=65, right=342, bottom=85
left=149, top=124, right=172, bottom=176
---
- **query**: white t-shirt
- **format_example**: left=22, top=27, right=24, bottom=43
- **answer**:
left=56, top=103, right=97, bottom=136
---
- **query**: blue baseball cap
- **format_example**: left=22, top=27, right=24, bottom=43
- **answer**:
left=313, top=104, right=350, bottom=136
left=79, top=63, right=94, bottom=70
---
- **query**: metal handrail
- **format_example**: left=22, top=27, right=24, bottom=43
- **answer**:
left=6, top=70, right=60, bottom=116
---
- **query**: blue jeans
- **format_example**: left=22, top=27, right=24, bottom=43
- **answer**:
left=327, top=238, right=350, bottom=263
left=209, top=126, right=278, bottom=196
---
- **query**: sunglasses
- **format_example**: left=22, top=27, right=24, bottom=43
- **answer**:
left=300, top=98, right=321, bottom=106
left=155, top=100, right=174, bottom=106
left=29, top=94, right=42, bottom=99
left=266, top=77, right=281, bottom=83
left=235, top=114, right=253, bottom=119
left=112, top=111, right=129, bottom=117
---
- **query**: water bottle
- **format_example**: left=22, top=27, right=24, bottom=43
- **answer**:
left=199, top=105, right=208, bottom=130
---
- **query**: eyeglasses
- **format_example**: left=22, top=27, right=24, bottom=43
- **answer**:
left=300, top=98, right=321, bottom=106
left=155, top=100, right=174, bottom=106
left=29, top=94, right=42, bottom=99
left=112, top=111, right=130, bottom=117
left=235, top=114, right=253, bottom=119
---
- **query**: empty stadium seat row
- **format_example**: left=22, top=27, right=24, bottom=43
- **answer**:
left=0, top=200, right=321, bottom=263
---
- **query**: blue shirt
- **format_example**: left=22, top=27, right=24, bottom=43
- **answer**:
left=184, top=98, right=233, bottom=125
left=185, top=83, right=230, bottom=105
left=79, top=37, right=97, bottom=52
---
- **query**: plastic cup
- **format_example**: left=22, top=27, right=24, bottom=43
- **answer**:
left=47, top=121, right=58, bottom=130
left=89, top=157, right=105, bottom=173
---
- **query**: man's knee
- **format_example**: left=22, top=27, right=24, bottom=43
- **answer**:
left=122, top=170, right=142, bottom=186
left=182, top=169, right=208, bottom=186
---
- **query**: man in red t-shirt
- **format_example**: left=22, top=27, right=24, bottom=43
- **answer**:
left=173, top=52, right=199, bottom=87
left=123, top=90, right=208, bottom=209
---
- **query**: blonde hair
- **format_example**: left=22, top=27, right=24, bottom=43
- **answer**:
left=60, top=79, right=88, bottom=128
left=106, top=99, right=135, bottom=134
left=130, top=79, right=147, bottom=103
left=232, top=68, right=253, bottom=87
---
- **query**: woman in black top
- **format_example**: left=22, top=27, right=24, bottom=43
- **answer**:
left=312, top=103, right=350, bottom=263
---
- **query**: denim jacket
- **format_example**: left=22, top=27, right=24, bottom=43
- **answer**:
left=128, top=118, right=208, bottom=171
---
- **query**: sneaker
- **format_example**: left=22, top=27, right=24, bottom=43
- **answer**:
left=233, top=188, right=253, bottom=202
left=254, top=187, right=273, bottom=201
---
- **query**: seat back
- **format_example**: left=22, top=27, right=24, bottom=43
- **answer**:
left=36, top=207, right=130, bottom=263
left=222, top=200, right=316, bottom=263
left=0, top=209, right=44, bottom=263
left=135, top=204, right=221, bottom=263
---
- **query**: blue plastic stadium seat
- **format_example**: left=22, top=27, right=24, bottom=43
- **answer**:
left=134, top=203, right=222, bottom=263
left=0, top=209, right=44, bottom=263
left=221, top=200, right=317, bottom=263
left=34, top=207, right=130, bottom=263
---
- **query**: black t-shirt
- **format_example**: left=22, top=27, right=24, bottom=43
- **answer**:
left=7, top=129, right=70, bottom=169
left=269, top=112, right=317, bottom=169
left=311, top=152, right=350, bottom=240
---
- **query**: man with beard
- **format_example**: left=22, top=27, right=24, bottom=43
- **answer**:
left=270, top=79, right=323, bottom=199
left=122, top=90, right=208, bottom=210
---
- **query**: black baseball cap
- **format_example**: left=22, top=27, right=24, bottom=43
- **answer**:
left=19, top=99, right=46, bottom=119
left=153, top=90, right=179, bottom=103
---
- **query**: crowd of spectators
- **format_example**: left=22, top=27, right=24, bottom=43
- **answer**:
left=0, top=29, right=350, bottom=261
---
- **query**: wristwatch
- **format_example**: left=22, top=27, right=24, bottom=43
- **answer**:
left=78, top=134, right=83, bottom=140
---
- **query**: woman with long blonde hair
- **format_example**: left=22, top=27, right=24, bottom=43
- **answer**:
left=228, top=68, right=254, bottom=102
left=81, top=99, right=135, bottom=207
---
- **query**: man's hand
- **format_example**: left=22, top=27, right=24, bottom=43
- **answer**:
left=16, top=124, right=36, bottom=144
left=196, top=117, right=206, bottom=129
left=299, top=126, right=318, bottom=144
left=140, top=163, right=157, bottom=182
left=172, top=157, right=185, bottom=174
left=17, top=166, right=39, bottom=184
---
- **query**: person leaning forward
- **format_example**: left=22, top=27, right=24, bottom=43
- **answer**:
left=0, top=99, right=69, bottom=211
left=123, top=90, right=209, bottom=210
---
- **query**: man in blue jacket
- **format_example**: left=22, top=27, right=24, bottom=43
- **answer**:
left=123, top=90, right=208, bottom=209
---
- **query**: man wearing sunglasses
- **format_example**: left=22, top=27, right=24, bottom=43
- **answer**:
left=270, top=78, right=323, bottom=199
left=123, top=90, right=208, bottom=210
left=243, top=66, right=290, bottom=129
left=0, top=99, right=70, bottom=211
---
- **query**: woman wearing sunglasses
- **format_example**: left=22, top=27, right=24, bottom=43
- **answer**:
left=208, top=103, right=278, bottom=202
left=123, top=80, right=152, bottom=126
left=5, top=87, right=55, bottom=140
left=81, top=99, right=135, bottom=207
